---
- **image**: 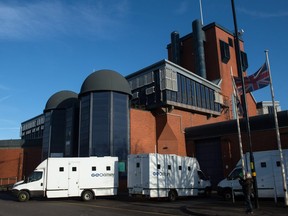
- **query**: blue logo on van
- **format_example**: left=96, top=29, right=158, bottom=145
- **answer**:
left=152, top=171, right=170, bottom=177
left=91, top=173, right=114, bottom=177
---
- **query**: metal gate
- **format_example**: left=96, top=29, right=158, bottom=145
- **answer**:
left=195, top=138, right=223, bottom=189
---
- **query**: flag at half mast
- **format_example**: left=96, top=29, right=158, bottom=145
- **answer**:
left=234, top=63, right=270, bottom=94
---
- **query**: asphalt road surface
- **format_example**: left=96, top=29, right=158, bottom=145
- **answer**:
left=0, top=191, right=287, bottom=216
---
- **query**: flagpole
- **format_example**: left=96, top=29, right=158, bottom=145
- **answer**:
left=231, top=0, right=259, bottom=208
left=231, top=68, right=246, bottom=180
left=265, top=50, right=288, bottom=206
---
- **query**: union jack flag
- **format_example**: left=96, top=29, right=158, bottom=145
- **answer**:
left=234, top=62, right=270, bottom=94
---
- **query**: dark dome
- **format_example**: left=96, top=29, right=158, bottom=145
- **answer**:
left=80, top=69, right=131, bottom=96
left=44, top=90, right=78, bottom=112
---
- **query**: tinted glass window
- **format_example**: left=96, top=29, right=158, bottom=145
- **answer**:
left=112, top=92, right=129, bottom=161
left=79, top=95, right=90, bottom=156
left=91, top=92, right=110, bottom=156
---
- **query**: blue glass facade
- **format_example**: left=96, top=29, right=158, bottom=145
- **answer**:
left=79, top=91, right=130, bottom=162
left=42, top=91, right=79, bottom=160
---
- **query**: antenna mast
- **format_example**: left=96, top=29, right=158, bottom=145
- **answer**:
left=199, top=0, right=204, bottom=25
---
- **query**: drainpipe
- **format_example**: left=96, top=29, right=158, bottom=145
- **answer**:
left=192, top=19, right=207, bottom=79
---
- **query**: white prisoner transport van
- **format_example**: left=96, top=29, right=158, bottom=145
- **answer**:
left=217, top=149, right=288, bottom=200
left=12, top=157, right=118, bottom=202
left=128, top=153, right=211, bottom=201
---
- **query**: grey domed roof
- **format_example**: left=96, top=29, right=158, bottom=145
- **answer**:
left=80, top=69, right=131, bottom=96
left=44, top=90, right=78, bottom=112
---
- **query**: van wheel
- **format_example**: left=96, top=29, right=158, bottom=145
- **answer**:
left=81, top=190, right=94, bottom=201
left=168, top=190, right=177, bottom=202
left=18, top=191, right=30, bottom=202
left=223, top=189, right=232, bottom=200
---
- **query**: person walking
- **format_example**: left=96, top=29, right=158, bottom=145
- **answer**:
left=239, top=172, right=253, bottom=214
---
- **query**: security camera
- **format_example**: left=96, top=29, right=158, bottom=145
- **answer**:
left=238, top=29, right=244, bottom=36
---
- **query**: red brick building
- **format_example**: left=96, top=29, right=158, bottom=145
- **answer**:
left=129, top=20, right=257, bottom=156
left=1, top=20, right=287, bottom=189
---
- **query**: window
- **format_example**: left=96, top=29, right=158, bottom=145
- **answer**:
left=91, top=92, right=110, bottom=157
left=181, top=76, right=187, bottom=104
left=187, top=79, right=192, bottom=105
left=261, top=162, right=267, bottom=168
left=191, top=80, right=197, bottom=106
left=160, top=68, right=178, bottom=91
left=228, top=168, right=242, bottom=180
left=27, top=171, right=43, bottom=182
left=112, top=92, right=129, bottom=161
left=157, top=164, right=161, bottom=169
left=92, top=166, right=96, bottom=171
left=145, top=71, right=154, bottom=84
left=276, top=161, right=281, bottom=167
left=72, top=167, right=77, bottom=172
left=241, top=51, right=248, bottom=71
left=179, top=166, right=182, bottom=171
left=177, top=74, right=182, bottom=103
left=79, top=95, right=91, bottom=156
left=188, top=166, right=191, bottom=171
left=168, top=165, right=171, bottom=170
left=228, top=38, right=233, bottom=47
left=200, top=85, right=206, bottom=108
left=205, top=88, right=211, bottom=109
left=210, top=90, right=215, bottom=110
left=220, top=40, right=230, bottom=64
left=195, top=83, right=201, bottom=107
left=136, top=162, right=140, bottom=168
left=146, top=86, right=155, bottom=95
left=59, top=167, right=64, bottom=172
left=106, top=166, right=111, bottom=171
left=268, top=106, right=274, bottom=114
left=198, top=170, right=209, bottom=180
left=79, top=91, right=129, bottom=161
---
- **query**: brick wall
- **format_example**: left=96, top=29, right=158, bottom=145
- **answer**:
left=0, top=148, right=23, bottom=185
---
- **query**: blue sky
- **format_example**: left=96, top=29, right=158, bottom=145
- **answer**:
left=0, top=0, right=287, bottom=139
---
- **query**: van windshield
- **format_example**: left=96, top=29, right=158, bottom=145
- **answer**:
left=198, top=170, right=209, bottom=180
left=228, top=168, right=242, bottom=180
left=26, top=171, right=43, bottom=183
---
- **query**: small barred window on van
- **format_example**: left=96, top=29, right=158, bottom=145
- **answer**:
left=92, top=166, right=96, bottom=171
left=106, top=166, right=111, bottom=171
left=260, top=162, right=266, bottom=168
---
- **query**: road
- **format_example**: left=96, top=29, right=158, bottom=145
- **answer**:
left=0, top=191, right=287, bottom=216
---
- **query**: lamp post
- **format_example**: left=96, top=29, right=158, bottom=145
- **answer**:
left=231, top=0, right=259, bottom=208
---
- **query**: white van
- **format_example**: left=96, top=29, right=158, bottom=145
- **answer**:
left=217, top=149, right=288, bottom=199
left=12, top=157, right=118, bottom=202
left=128, top=153, right=211, bottom=201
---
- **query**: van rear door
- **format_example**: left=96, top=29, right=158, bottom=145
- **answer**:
left=68, top=162, right=80, bottom=197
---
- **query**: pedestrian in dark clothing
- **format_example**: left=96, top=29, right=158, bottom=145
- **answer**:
left=239, top=172, right=253, bottom=214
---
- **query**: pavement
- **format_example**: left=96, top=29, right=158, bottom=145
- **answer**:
left=184, top=197, right=288, bottom=216
left=116, top=191, right=288, bottom=216
left=1, top=189, right=287, bottom=216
